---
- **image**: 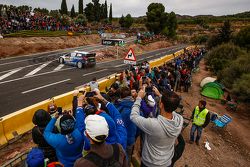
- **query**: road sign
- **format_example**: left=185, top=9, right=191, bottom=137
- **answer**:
left=124, top=48, right=136, bottom=65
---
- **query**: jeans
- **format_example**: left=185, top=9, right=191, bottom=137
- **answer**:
left=190, top=124, right=203, bottom=142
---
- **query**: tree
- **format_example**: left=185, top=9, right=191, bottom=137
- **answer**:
left=207, top=20, right=233, bottom=49
left=60, top=0, right=68, bottom=15
left=145, top=3, right=177, bottom=37
left=100, top=4, right=106, bottom=20
left=167, top=11, right=177, bottom=37
left=92, top=0, right=101, bottom=21
left=145, top=3, right=165, bottom=34
left=85, top=2, right=95, bottom=22
left=79, top=0, right=83, bottom=14
left=119, top=15, right=125, bottom=27
left=119, top=14, right=133, bottom=28
left=109, top=3, right=112, bottom=23
left=124, top=14, right=134, bottom=28
left=70, top=5, right=76, bottom=18
left=104, top=0, right=108, bottom=19
left=75, top=14, right=88, bottom=26
left=219, top=20, right=232, bottom=43
left=34, top=8, right=49, bottom=14
left=234, top=26, right=250, bottom=51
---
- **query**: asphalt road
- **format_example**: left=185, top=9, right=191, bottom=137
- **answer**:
left=0, top=40, right=187, bottom=117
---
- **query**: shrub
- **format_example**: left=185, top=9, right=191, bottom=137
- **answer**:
left=191, top=34, right=209, bottom=44
left=218, top=52, right=250, bottom=89
left=232, top=74, right=250, bottom=102
left=205, top=43, right=244, bottom=74
left=234, top=26, right=250, bottom=51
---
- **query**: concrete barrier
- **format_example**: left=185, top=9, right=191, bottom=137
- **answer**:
left=0, top=121, right=8, bottom=147
left=1, top=90, right=75, bottom=143
left=0, top=46, right=196, bottom=145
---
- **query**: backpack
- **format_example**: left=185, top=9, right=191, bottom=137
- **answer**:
left=84, top=144, right=121, bottom=167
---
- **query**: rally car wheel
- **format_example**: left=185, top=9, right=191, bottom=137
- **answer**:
left=59, top=58, right=64, bottom=64
left=77, top=62, right=83, bottom=69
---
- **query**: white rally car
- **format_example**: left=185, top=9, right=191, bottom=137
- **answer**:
left=59, top=51, right=96, bottom=68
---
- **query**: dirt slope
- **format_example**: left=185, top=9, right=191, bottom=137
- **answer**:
left=0, top=34, right=101, bottom=58
left=174, top=60, right=250, bottom=167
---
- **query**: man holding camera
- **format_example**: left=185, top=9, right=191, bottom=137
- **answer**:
left=130, top=86, right=183, bottom=167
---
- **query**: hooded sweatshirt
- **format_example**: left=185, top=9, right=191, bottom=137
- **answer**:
left=130, top=97, right=183, bottom=167
left=115, top=96, right=137, bottom=146
left=44, top=118, right=86, bottom=167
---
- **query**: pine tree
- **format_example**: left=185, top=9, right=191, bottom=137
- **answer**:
left=70, top=5, right=76, bottom=18
left=109, top=3, right=112, bottom=23
left=60, top=0, right=68, bottom=15
left=119, top=15, right=125, bottom=27
left=79, top=0, right=83, bottom=14
left=93, top=0, right=101, bottom=22
left=104, top=0, right=108, bottom=19
left=85, top=2, right=95, bottom=22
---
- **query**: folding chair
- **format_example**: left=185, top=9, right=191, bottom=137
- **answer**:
left=213, top=114, right=232, bottom=128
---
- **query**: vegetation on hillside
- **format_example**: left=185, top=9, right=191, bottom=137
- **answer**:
left=205, top=23, right=250, bottom=102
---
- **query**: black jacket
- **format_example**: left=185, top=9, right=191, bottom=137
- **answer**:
left=32, top=126, right=58, bottom=162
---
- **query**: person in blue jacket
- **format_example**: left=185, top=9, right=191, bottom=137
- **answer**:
left=76, top=90, right=127, bottom=150
left=44, top=109, right=88, bottom=167
left=115, top=86, right=137, bottom=166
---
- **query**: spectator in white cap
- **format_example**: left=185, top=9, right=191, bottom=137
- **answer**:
left=74, top=115, right=128, bottom=167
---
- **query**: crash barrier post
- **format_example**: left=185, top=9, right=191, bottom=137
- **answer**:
left=0, top=46, right=196, bottom=145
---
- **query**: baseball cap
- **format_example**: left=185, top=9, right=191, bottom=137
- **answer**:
left=59, top=114, right=75, bottom=135
left=85, top=115, right=109, bottom=142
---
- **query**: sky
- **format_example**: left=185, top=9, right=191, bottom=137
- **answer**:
left=0, top=0, right=249, bottom=17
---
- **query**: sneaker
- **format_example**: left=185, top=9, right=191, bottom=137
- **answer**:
left=189, top=140, right=194, bottom=144
left=195, top=141, right=200, bottom=146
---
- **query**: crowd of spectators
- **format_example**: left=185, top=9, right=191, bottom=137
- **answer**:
left=0, top=4, right=91, bottom=35
left=26, top=47, right=205, bottom=167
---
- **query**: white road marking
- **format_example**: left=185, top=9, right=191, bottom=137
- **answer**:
left=25, top=61, right=52, bottom=76
left=148, top=55, right=156, bottom=58
left=115, top=64, right=127, bottom=67
left=0, top=68, right=23, bottom=81
left=0, top=67, right=74, bottom=85
left=0, top=60, right=57, bottom=74
left=22, top=79, right=71, bottom=94
left=82, top=69, right=107, bottom=76
left=53, top=64, right=64, bottom=71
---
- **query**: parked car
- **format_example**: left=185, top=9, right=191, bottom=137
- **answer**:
left=59, top=51, right=96, bottom=68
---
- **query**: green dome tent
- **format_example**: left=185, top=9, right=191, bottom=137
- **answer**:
left=201, top=82, right=224, bottom=99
